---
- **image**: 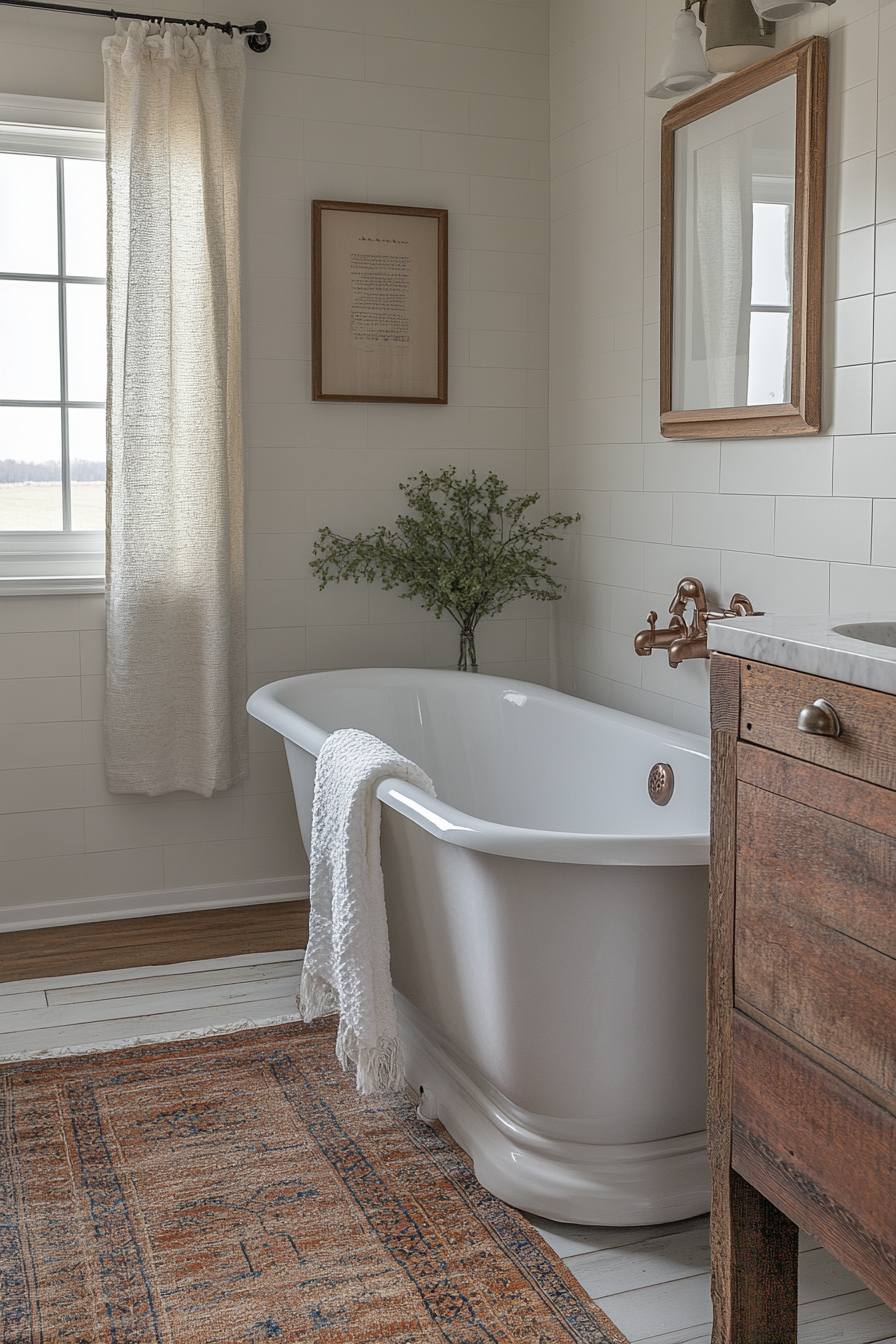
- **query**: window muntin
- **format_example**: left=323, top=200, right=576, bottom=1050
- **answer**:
left=0, top=150, right=106, bottom=534
left=0, top=94, right=105, bottom=589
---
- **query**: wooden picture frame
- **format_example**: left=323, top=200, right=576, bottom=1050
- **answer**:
left=660, top=37, right=827, bottom=439
left=312, top=200, right=448, bottom=403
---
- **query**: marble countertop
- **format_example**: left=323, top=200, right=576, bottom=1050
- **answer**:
left=706, top=612, right=896, bottom=695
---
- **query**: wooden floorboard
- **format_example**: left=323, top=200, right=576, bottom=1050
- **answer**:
left=0, top=900, right=309, bottom=983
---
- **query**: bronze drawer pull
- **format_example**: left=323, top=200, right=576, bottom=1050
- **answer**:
left=797, top=698, right=842, bottom=738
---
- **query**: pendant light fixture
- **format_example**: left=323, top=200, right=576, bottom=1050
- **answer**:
left=647, top=0, right=835, bottom=98
left=647, top=6, right=714, bottom=98
left=702, top=0, right=774, bottom=72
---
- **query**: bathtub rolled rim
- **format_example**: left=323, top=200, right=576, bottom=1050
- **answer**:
left=247, top=672, right=710, bottom=868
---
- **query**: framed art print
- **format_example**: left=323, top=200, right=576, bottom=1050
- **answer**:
left=312, top=200, right=448, bottom=403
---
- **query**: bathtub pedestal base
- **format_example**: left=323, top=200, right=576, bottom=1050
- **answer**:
left=397, top=993, right=710, bottom=1228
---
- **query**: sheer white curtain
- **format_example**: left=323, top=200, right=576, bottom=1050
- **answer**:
left=103, top=21, right=247, bottom=797
left=695, top=132, right=753, bottom=408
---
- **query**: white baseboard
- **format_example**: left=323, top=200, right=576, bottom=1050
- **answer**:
left=0, top=875, right=310, bottom=933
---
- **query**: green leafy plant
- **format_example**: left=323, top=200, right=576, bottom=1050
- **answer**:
left=310, top=467, right=579, bottom=672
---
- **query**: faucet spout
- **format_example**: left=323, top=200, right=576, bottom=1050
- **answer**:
left=633, top=577, right=762, bottom=668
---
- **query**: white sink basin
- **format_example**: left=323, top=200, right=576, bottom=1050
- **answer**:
left=832, top=621, right=896, bottom=648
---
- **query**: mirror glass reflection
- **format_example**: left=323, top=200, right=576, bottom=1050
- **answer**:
left=672, top=74, right=797, bottom=411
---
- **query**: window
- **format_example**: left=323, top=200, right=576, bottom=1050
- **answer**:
left=0, top=93, right=105, bottom=593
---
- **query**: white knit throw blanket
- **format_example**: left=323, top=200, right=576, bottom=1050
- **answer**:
left=299, top=728, right=436, bottom=1094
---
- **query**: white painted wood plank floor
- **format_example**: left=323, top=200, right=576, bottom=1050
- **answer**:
left=1, top=951, right=894, bottom=1344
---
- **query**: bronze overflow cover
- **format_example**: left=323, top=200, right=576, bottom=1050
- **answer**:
left=648, top=762, right=674, bottom=806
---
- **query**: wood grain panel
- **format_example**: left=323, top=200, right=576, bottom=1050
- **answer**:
left=709, top=656, right=739, bottom=1343
left=735, top=797, right=896, bottom=1098
left=740, top=661, right=896, bottom=789
left=732, top=1012, right=896, bottom=1312
left=0, top=901, right=309, bottom=984
left=735, top=778, right=896, bottom=960
left=737, top=741, right=896, bottom=839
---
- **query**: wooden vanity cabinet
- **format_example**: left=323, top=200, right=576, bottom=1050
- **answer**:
left=709, top=652, right=896, bottom=1343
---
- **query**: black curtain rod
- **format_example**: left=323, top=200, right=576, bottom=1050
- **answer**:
left=0, top=0, right=271, bottom=49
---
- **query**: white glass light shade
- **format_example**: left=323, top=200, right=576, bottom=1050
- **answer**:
left=751, top=0, right=829, bottom=19
left=647, top=9, right=714, bottom=99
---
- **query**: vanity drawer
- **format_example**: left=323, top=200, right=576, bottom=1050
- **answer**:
left=740, top=660, right=896, bottom=789
left=735, top=778, right=896, bottom=1106
left=731, top=1012, right=896, bottom=1310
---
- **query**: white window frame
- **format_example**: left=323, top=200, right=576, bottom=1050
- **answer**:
left=0, top=92, right=105, bottom=596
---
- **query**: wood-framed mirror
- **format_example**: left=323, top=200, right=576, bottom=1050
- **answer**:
left=660, top=36, right=827, bottom=439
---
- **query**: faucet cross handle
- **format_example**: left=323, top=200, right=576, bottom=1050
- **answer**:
left=669, top=577, right=707, bottom=619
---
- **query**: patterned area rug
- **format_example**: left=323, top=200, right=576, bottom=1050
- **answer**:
left=1, top=1019, right=629, bottom=1343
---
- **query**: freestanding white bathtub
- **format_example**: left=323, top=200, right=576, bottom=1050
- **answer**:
left=247, top=668, right=711, bottom=1226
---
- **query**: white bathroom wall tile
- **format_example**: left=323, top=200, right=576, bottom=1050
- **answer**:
left=720, top=552, right=830, bottom=616
left=611, top=490, right=672, bottom=543
left=830, top=560, right=896, bottom=609
left=671, top=699, right=710, bottom=737
left=643, top=442, right=720, bottom=495
left=878, top=152, right=896, bottom=223
left=874, top=291, right=896, bottom=361
left=611, top=584, right=670, bottom=637
left=247, top=581, right=307, bottom=633
left=247, top=628, right=307, bottom=676
left=833, top=433, right=896, bottom=494
left=0, top=722, right=93, bottom=771
left=829, top=12, right=879, bottom=93
left=243, top=792, right=303, bottom=842
left=826, top=362, right=873, bottom=434
left=162, top=836, right=306, bottom=890
left=827, top=225, right=875, bottom=299
left=720, top=438, right=833, bottom=496
left=0, top=808, right=84, bottom=862
left=871, top=497, right=896, bottom=565
left=829, top=152, right=877, bottom=234
left=877, top=220, right=896, bottom=293
left=80, top=674, right=104, bottom=724
left=0, top=678, right=82, bottom=726
left=774, top=496, right=872, bottom=563
left=575, top=534, right=645, bottom=589
left=585, top=673, right=677, bottom=729
left=246, top=534, right=314, bottom=583
left=306, top=622, right=426, bottom=670
left=560, top=489, right=611, bottom=536
left=242, top=746, right=293, bottom=797
left=84, top=798, right=245, bottom=854
left=567, top=579, right=614, bottom=631
left=640, top=651, right=710, bottom=710
left=247, top=491, right=307, bottom=536
left=573, top=623, right=642, bottom=686
left=363, top=34, right=545, bottom=99
left=642, top=543, right=722, bottom=597
left=672, top=494, right=775, bottom=554
left=879, top=92, right=896, bottom=158
left=829, top=79, right=878, bottom=163
left=552, top=443, right=644, bottom=492
left=0, top=854, right=92, bottom=906
left=0, top=597, right=80, bottom=635
left=300, top=76, right=470, bottom=136
left=467, top=406, right=528, bottom=448
left=872, top=361, right=896, bottom=430
left=0, top=631, right=81, bottom=681
left=78, top=629, right=105, bottom=678
left=832, top=293, right=875, bottom=365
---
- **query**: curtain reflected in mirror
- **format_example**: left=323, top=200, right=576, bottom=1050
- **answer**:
left=660, top=38, right=826, bottom=440
left=673, top=75, right=796, bottom=411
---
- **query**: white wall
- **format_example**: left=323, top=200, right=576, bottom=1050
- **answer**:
left=0, top=0, right=550, bottom=928
left=550, top=0, right=896, bottom=736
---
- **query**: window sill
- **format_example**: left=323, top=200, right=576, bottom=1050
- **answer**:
left=0, top=574, right=104, bottom=596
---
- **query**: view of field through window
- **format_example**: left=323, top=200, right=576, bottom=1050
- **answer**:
left=0, top=150, right=106, bottom=532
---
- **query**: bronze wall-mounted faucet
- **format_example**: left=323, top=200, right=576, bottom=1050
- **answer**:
left=634, top=577, right=761, bottom=668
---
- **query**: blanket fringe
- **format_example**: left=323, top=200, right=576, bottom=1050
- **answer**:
left=298, top=969, right=339, bottom=1022
left=337, top=1023, right=405, bottom=1095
